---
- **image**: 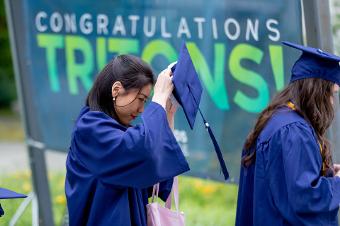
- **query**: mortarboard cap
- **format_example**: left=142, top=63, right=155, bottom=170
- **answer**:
left=282, top=41, right=340, bottom=86
left=171, top=43, right=203, bottom=129
left=0, top=188, right=26, bottom=217
left=0, top=188, right=27, bottom=199
left=170, top=42, right=229, bottom=180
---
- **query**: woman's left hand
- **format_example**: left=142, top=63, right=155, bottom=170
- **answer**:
left=166, top=98, right=178, bottom=130
left=334, top=164, right=340, bottom=175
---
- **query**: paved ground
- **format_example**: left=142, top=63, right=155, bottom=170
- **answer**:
left=0, top=142, right=67, bottom=173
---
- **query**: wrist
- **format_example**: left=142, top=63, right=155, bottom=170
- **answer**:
left=152, top=94, right=167, bottom=109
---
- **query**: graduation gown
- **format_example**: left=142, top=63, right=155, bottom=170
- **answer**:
left=236, top=107, right=340, bottom=226
left=65, top=102, right=190, bottom=226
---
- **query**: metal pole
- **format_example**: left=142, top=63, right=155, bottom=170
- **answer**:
left=301, top=0, right=334, bottom=51
left=28, top=144, right=55, bottom=226
left=301, top=0, right=340, bottom=157
left=302, top=2, right=340, bottom=222
left=4, top=0, right=55, bottom=225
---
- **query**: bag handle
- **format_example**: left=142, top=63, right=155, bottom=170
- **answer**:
left=151, top=177, right=180, bottom=212
left=151, top=183, right=160, bottom=203
left=165, top=177, right=179, bottom=211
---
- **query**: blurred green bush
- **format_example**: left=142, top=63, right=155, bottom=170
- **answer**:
left=0, top=1, right=16, bottom=109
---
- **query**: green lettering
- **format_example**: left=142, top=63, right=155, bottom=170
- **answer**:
left=141, top=40, right=177, bottom=65
left=96, top=37, right=107, bottom=71
left=269, top=45, right=285, bottom=91
left=229, top=44, right=269, bottom=113
left=37, top=34, right=64, bottom=92
left=108, top=38, right=139, bottom=55
left=186, top=42, right=229, bottom=110
left=65, top=35, right=94, bottom=95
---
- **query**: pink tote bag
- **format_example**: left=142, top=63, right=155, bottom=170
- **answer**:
left=146, top=177, right=185, bottom=226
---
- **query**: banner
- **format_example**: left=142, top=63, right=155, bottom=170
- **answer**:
left=9, top=0, right=303, bottom=181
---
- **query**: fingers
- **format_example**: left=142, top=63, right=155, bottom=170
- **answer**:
left=169, top=103, right=177, bottom=114
left=336, top=171, right=340, bottom=178
left=334, top=164, right=340, bottom=172
left=167, top=61, right=177, bottom=70
left=152, top=68, right=174, bottom=109
left=160, top=68, right=172, bottom=77
left=333, top=164, right=340, bottom=176
left=166, top=97, right=172, bottom=111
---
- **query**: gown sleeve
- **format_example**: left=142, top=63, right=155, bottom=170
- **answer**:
left=235, top=149, right=255, bottom=226
left=72, top=102, right=190, bottom=189
left=276, top=122, right=340, bottom=214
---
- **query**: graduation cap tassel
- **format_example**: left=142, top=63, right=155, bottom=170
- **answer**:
left=197, top=107, right=230, bottom=181
left=171, top=42, right=229, bottom=180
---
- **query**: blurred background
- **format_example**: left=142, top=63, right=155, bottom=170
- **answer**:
left=1, top=0, right=340, bottom=225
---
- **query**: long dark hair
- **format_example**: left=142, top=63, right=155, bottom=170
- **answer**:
left=86, top=55, right=155, bottom=120
left=242, top=78, right=335, bottom=176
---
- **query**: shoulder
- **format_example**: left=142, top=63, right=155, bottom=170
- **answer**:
left=258, top=108, right=314, bottom=143
left=74, top=107, right=125, bottom=137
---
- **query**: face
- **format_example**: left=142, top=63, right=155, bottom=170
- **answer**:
left=330, top=84, right=339, bottom=105
left=112, top=82, right=152, bottom=126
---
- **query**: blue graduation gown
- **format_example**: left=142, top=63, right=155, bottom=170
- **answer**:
left=65, top=102, right=190, bottom=226
left=236, top=107, right=340, bottom=226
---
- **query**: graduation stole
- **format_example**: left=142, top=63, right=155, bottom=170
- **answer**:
left=286, top=101, right=326, bottom=173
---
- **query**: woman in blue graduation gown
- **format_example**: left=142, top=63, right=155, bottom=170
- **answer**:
left=236, top=42, right=340, bottom=226
left=65, top=55, right=190, bottom=226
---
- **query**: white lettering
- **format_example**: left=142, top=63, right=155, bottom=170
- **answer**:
left=79, top=14, right=93, bottom=35
left=267, top=19, right=280, bottom=41
left=193, top=17, right=205, bottom=39
left=50, top=12, right=63, bottom=33
left=128, top=15, right=140, bottom=36
left=177, top=17, right=191, bottom=38
left=224, top=18, right=240, bottom=40
left=35, top=11, right=48, bottom=32
left=112, top=15, right=126, bottom=36
left=246, top=19, right=259, bottom=41
left=97, top=14, right=109, bottom=35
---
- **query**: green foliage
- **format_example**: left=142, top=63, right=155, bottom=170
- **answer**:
left=0, top=70, right=16, bottom=107
left=0, top=173, right=237, bottom=226
left=0, top=171, right=68, bottom=226
left=178, top=177, right=237, bottom=226
left=0, top=0, right=16, bottom=108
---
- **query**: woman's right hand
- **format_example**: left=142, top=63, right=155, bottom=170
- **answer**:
left=152, top=69, right=174, bottom=109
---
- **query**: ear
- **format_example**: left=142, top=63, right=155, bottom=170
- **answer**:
left=111, top=81, right=124, bottom=98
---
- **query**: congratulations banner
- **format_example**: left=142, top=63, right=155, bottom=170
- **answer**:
left=8, top=0, right=303, bottom=181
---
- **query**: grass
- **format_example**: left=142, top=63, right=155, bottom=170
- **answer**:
left=0, top=108, right=24, bottom=142
left=178, top=177, right=237, bottom=226
left=0, top=171, right=67, bottom=226
left=0, top=172, right=238, bottom=226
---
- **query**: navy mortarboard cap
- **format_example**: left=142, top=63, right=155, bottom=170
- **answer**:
left=0, top=188, right=26, bottom=199
left=170, top=42, right=229, bottom=180
left=0, top=188, right=26, bottom=217
left=171, top=44, right=203, bottom=130
left=282, top=41, right=340, bottom=85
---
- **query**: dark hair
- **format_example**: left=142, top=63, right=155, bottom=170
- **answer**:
left=86, top=55, right=155, bottom=120
left=242, top=78, right=335, bottom=176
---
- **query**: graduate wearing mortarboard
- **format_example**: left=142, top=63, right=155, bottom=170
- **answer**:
left=65, top=55, right=190, bottom=226
left=236, top=42, right=340, bottom=226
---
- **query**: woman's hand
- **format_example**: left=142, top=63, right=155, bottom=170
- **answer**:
left=152, top=69, right=173, bottom=109
left=334, top=164, right=340, bottom=177
left=166, top=98, right=178, bottom=130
